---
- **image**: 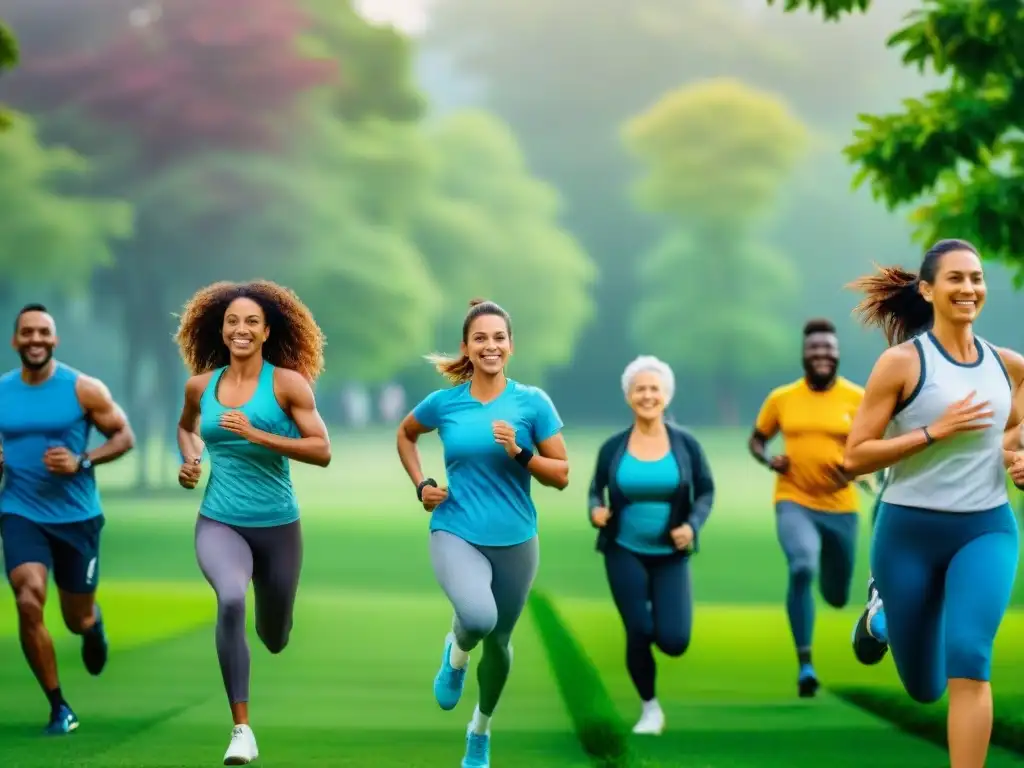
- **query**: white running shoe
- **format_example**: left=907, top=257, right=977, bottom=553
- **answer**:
left=632, top=701, right=665, bottom=735
left=223, top=724, right=259, bottom=765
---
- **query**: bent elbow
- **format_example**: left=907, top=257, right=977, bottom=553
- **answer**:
left=554, top=465, right=570, bottom=490
left=843, top=446, right=865, bottom=477
left=121, top=426, right=137, bottom=452
left=318, top=445, right=332, bottom=468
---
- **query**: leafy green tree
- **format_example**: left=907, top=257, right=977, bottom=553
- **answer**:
left=768, top=0, right=1024, bottom=282
left=0, top=19, right=17, bottom=130
left=413, top=111, right=596, bottom=386
left=270, top=115, right=442, bottom=384
left=300, top=0, right=425, bottom=123
left=625, top=78, right=807, bottom=421
left=427, top=0, right=930, bottom=418
left=0, top=114, right=131, bottom=292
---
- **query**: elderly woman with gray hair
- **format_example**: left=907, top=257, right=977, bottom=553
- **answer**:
left=587, top=355, right=715, bottom=736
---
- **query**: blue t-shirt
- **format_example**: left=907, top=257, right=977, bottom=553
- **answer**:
left=615, top=452, right=680, bottom=556
left=0, top=363, right=102, bottom=524
left=413, top=379, right=563, bottom=546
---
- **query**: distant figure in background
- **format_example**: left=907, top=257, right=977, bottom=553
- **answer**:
left=379, top=382, right=406, bottom=425
left=588, top=356, right=714, bottom=735
left=396, top=298, right=569, bottom=768
left=174, top=281, right=331, bottom=766
left=747, top=318, right=866, bottom=697
left=0, top=303, right=135, bottom=735
left=844, top=240, right=1024, bottom=768
left=341, top=384, right=371, bottom=428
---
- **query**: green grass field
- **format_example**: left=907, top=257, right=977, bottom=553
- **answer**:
left=1, top=427, right=1023, bottom=766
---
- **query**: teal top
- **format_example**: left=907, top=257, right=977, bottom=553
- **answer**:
left=615, top=452, right=680, bottom=556
left=412, top=379, right=563, bottom=547
left=199, top=362, right=300, bottom=527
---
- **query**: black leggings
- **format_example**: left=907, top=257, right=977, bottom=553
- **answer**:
left=604, top=543, right=692, bottom=702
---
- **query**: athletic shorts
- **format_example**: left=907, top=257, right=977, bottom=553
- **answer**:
left=0, top=513, right=104, bottom=594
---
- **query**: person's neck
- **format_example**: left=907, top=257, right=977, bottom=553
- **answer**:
left=804, top=374, right=836, bottom=392
left=225, top=354, right=264, bottom=382
left=21, top=359, right=56, bottom=386
left=930, top=320, right=976, bottom=363
left=470, top=371, right=506, bottom=401
left=633, top=417, right=666, bottom=437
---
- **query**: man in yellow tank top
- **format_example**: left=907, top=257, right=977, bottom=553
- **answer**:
left=748, top=318, right=868, bottom=698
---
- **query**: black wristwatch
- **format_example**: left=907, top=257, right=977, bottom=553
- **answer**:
left=417, top=478, right=437, bottom=501
left=78, top=454, right=93, bottom=472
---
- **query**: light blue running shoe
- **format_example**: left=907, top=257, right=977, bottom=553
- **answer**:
left=852, top=577, right=889, bottom=665
left=798, top=662, right=819, bottom=698
left=462, top=727, right=490, bottom=768
left=44, top=704, right=79, bottom=736
left=434, top=633, right=468, bottom=711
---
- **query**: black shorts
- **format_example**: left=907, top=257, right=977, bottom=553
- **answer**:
left=0, top=513, right=104, bottom=594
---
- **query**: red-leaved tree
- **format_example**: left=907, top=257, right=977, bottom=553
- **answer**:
left=3, top=0, right=338, bottom=487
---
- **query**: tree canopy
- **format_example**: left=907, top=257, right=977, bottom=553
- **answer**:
left=0, top=18, right=18, bottom=130
left=413, top=111, right=595, bottom=387
left=769, top=0, right=1024, bottom=282
left=0, top=115, right=132, bottom=290
left=625, top=79, right=808, bottom=419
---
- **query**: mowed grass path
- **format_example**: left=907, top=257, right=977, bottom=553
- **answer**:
left=0, top=428, right=1021, bottom=766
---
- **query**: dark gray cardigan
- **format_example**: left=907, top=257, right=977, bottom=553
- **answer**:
left=587, top=424, right=715, bottom=554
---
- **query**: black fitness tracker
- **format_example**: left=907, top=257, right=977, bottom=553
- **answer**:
left=921, top=426, right=934, bottom=445
left=417, top=478, right=438, bottom=501
left=78, top=454, right=93, bottom=472
left=514, top=448, right=534, bottom=468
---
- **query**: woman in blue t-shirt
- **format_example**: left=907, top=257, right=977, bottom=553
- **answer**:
left=588, top=356, right=715, bottom=736
left=396, top=298, right=569, bottom=768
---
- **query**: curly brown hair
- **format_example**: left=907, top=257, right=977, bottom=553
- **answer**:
left=174, top=280, right=325, bottom=380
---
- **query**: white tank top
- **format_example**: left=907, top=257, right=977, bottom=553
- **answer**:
left=881, top=332, right=1012, bottom=512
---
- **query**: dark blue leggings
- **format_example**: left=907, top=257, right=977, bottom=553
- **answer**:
left=872, top=502, right=1018, bottom=703
left=603, top=544, right=692, bottom=701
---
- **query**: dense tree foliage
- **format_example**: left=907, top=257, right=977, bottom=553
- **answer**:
left=625, top=79, right=808, bottom=420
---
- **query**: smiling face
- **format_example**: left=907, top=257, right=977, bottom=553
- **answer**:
left=462, top=313, right=511, bottom=377
left=920, top=248, right=986, bottom=325
left=803, top=331, right=839, bottom=387
left=13, top=310, right=57, bottom=371
left=628, top=370, right=668, bottom=421
left=222, top=297, right=270, bottom=361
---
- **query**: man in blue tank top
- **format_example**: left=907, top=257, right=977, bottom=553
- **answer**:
left=0, top=304, right=135, bottom=735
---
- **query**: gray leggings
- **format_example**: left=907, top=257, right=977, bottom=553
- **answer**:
left=429, top=530, right=539, bottom=716
left=195, top=515, right=303, bottom=704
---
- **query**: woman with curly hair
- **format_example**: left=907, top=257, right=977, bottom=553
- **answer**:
left=396, top=298, right=569, bottom=768
left=173, top=280, right=331, bottom=766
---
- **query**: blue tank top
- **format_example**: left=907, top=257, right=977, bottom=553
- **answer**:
left=615, top=452, right=680, bottom=556
left=0, top=363, right=102, bottom=524
left=199, top=362, right=300, bottom=527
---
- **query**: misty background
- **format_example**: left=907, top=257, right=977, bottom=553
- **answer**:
left=2, top=0, right=1019, bottom=490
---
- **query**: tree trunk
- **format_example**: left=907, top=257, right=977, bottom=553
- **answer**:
left=124, top=343, right=151, bottom=490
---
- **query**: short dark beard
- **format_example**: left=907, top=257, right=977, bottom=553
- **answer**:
left=19, top=348, right=53, bottom=371
left=803, top=358, right=837, bottom=391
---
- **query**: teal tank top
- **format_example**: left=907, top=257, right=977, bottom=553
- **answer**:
left=199, top=362, right=300, bottom=527
left=615, top=452, right=680, bottom=556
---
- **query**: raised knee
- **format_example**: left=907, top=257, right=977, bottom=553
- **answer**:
left=14, top=585, right=44, bottom=625
left=906, top=682, right=945, bottom=704
left=258, top=625, right=290, bottom=655
left=656, top=633, right=690, bottom=658
left=821, top=584, right=850, bottom=609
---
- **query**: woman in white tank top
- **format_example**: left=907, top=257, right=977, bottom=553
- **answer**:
left=840, top=239, right=1024, bottom=768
